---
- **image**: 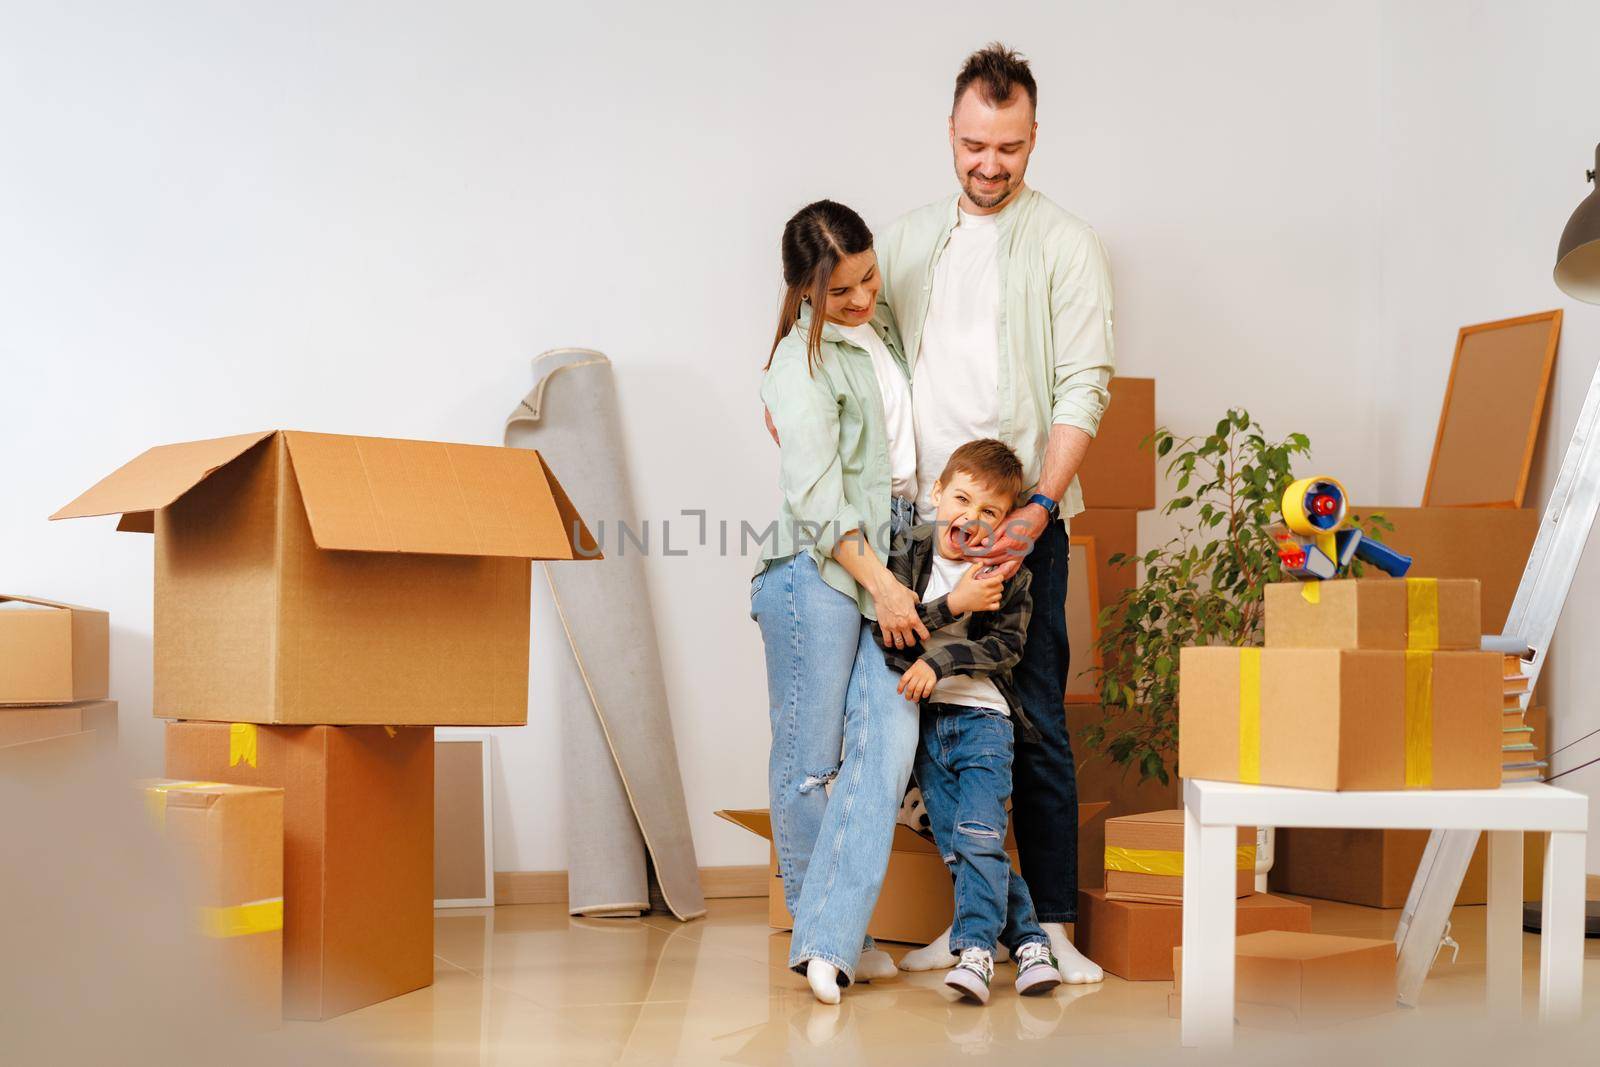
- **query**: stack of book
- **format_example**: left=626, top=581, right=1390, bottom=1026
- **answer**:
left=1501, top=654, right=1547, bottom=782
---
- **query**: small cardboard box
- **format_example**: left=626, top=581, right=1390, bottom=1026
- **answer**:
left=1174, top=930, right=1397, bottom=1028
left=0, top=595, right=108, bottom=705
left=52, top=430, right=596, bottom=726
left=1077, top=378, right=1156, bottom=511
left=1103, top=809, right=1253, bottom=905
left=1179, top=647, right=1501, bottom=790
left=142, top=780, right=284, bottom=1027
left=165, top=721, right=433, bottom=1020
left=0, top=699, right=118, bottom=749
left=717, top=802, right=1109, bottom=946
left=1264, top=579, right=1481, bottom=651
left=1076, top=888, right=1311, bottom=981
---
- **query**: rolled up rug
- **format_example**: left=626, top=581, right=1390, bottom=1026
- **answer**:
left=505, top=348, right=706, bottom=921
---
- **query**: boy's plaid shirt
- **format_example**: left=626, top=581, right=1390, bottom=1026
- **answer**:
left=874, top=523, right=1038, bottom=741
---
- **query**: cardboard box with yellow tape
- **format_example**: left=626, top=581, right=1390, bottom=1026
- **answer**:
left=1179, top=646, right=1501, bottom=790
left=1264, top=578, right=1481, bottom=651
left=1104, top=809, right=1254, bottom=904
left=141, top=779, right=284, bottom=1027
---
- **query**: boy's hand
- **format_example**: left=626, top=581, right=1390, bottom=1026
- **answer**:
left=897, top=660, right=938, bottom=702
left=948, top=562, right=1005, bottom=615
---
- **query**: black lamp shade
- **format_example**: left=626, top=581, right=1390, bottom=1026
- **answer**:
left=1555, top=143, right=1600, bottom=304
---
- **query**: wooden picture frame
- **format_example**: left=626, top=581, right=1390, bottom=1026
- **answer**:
left=434, top=731, right=496, bottom=909
left=1423, top=310, right=1562, bottom=508
left=1064, top=534, right=1104, bottom=704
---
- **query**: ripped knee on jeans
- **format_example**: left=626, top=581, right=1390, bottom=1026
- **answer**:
left=956, top=820, right=1002, bottom=840
left=798, top=766, right=840, bottom=794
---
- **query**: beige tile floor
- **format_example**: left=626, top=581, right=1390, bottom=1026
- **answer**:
left=262, top=897, right=1600, bottom=1066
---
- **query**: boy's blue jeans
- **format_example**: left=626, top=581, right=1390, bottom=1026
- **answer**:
left=915, top=703, right=1050, bottom=955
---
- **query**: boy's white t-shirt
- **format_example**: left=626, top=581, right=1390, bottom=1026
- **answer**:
left=912, top=207, right=1003, bottom=519
left=920, top=551, right=1008, bottom=713
left=836, top=321, right=917, bottom=503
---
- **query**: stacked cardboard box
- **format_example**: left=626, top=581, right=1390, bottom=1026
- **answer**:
left=1, top=595, right=119, bottom=754
left=1180, top=579, right=1503, bottom=791
left=1072, top=378, right=1168, bottom=887
left=142, top=779, right=285, bottom=1028
left=54, top=430, right=594, bottom=1019
left=1074, top=808, right=1309, bottom=981
left=1103, top=809, right=1253, bottom=904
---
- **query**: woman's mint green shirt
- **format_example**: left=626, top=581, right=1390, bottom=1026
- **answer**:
left=757, top=304, right=908, bottom=620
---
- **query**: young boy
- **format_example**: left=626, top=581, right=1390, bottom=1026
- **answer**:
left=879, top=439, right=1063, bottom=1004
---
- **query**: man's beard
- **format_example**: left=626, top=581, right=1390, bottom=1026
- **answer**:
left=961, top=168, right=1017, bottom=209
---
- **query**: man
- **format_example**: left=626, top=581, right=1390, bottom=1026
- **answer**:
left=878, top=43, right=1114, bottom=984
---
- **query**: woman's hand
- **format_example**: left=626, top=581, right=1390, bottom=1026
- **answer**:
left=948, top=562, right=1005, bottom=615
left=897, top=660, right=937, bottom=702
left=873, top=575, right=929, bottom=651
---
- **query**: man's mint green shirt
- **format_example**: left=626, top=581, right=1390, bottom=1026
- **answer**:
left=757, top=304, right=908, bottom=620
left=877, top=186, right=1116, bottom=521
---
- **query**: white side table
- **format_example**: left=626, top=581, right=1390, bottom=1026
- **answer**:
left=1180, top=778, right=1589, bottom=1047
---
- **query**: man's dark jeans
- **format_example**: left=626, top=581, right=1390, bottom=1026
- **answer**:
left=1010, top=517, right=1078, bottom=923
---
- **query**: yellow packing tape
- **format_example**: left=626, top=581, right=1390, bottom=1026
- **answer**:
left=1238, top=649, right=1262, bottom=784
left=1301, top=581, right=1321, bottom=604
left=229, top=722, right=258, bottom=768
left=1314, top=531, right=1337, bottom=567
left=1104, top=845, right=1257, bottom=876
left=200, top=897, right=284, bottom=939
left=1404, top=650, right=1434, bottom=788
left=1406, top=577, right=1439, bottom=651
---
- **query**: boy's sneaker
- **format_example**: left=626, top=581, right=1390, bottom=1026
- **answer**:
left=1013, top=940, right=1063, bottom=997
left=944, top=947, right=994, bottom=1004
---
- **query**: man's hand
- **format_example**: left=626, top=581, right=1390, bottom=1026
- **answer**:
left=764, top=406, right=779, bottom=446
left=967, top=502, right=1049, bottom=582
left=947, top=561, right=1005, bottom=615
left=897, top=659, right=938, bottom=702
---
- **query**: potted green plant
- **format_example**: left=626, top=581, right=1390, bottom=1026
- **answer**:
left=1084, top=409, right=1390, bottom=785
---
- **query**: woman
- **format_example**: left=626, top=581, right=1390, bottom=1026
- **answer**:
left=752, top=200, right=922, bottom=1004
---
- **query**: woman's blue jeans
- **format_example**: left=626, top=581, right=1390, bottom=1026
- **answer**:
left=751, top=552, right=917, bottom=983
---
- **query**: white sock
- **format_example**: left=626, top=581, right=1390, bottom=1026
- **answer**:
left=806, top=959, right=841, bottom=1004
left=898, top=926, right=958, bottom=972
left=902, top=926, right=1011, bottom=971
left=1042, top=922, right=1103, bottom=985
left=856, top=948, right=899, bottom=981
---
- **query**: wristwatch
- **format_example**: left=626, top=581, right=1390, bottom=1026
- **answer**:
left=1027, top=492, right=1060, bottom=519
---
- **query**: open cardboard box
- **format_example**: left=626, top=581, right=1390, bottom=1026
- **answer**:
left=717, top=801, right=1108, bottom=946
left=51, top=430, right=597, bottom=726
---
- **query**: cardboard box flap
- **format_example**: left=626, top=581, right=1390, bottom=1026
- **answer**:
left=0, top=594, right=105, bottom=615
left=50, top=431, right=277, bottom=524
left=282, top=431, right=598, bottom=559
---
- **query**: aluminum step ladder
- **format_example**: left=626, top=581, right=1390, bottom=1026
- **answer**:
left=1393, top=352, right=1600, bottom=1006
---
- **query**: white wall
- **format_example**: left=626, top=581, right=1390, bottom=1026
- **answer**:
left=1374, top=0, right=1600, bottom=864
left=3, top=1, right=1393, bottom=872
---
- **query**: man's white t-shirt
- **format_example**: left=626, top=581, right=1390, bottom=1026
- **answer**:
left=837, top=321, right=917, bottom=503
left=912, top=207, right=1003, bottom=519
left=920, top=551, right=1008, bottom=713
